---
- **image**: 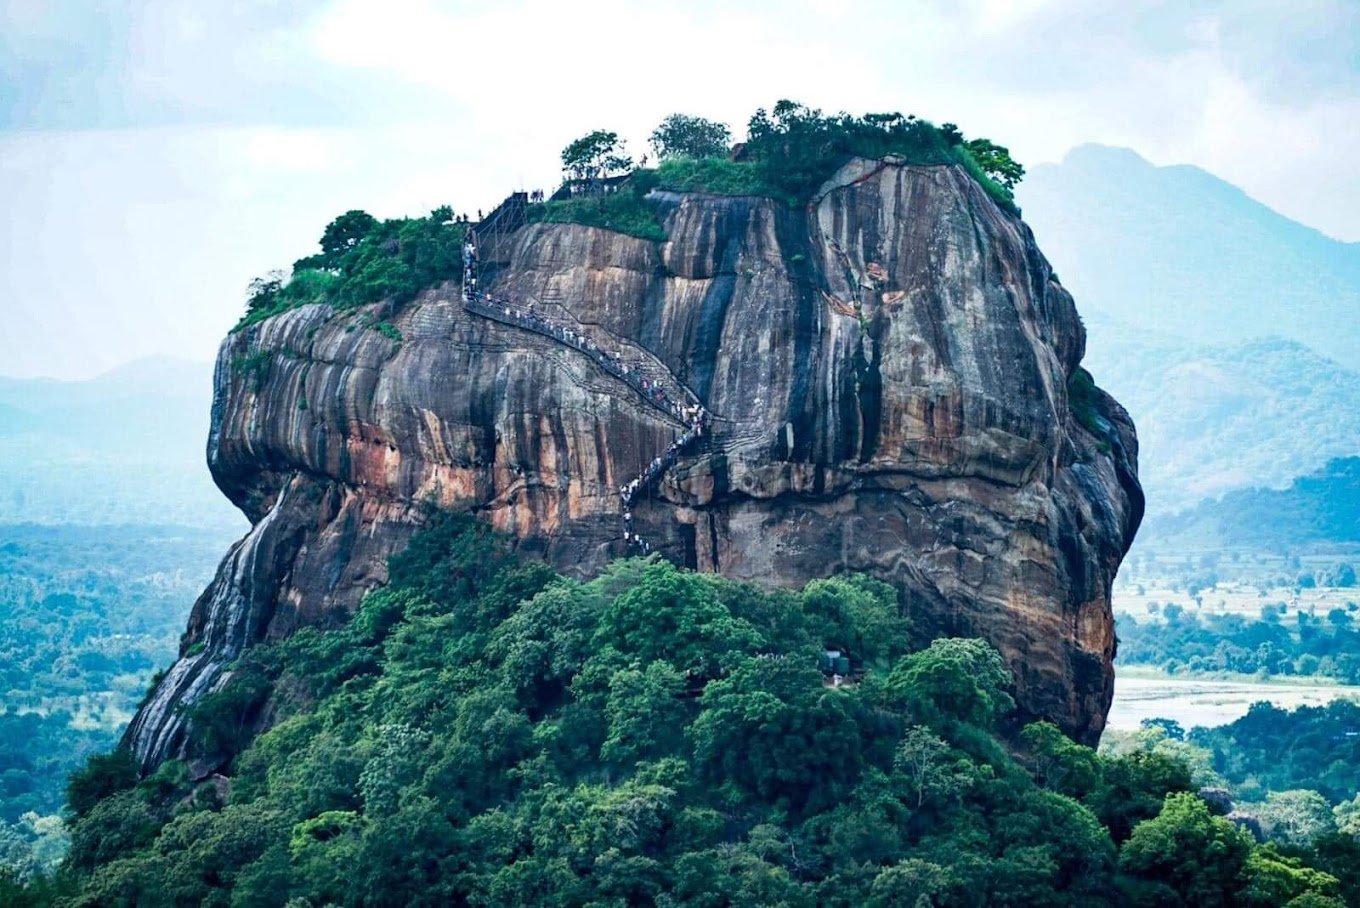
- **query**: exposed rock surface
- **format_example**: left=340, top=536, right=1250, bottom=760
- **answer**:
left=125, top=158, right=1141, bottom=768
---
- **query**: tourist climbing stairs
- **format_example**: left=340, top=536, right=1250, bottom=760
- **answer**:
left=460, top=231, right=711, bottom=555
left=462, top=295, right=699, bottom=425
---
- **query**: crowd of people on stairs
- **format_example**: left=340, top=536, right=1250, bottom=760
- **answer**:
left=618, top=403, right=707, bottom=553
left=460, top=236, right=710, bottom=555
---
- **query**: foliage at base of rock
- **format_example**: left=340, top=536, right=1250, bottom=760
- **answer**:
left=28, top=516, right=1349, bottom=905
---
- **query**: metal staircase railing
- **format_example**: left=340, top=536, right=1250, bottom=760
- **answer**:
left=460, top=270, right=710, bottom=554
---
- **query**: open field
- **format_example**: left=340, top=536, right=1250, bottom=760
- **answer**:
left=1112, top=579, right=1358, bottom=622
left=1111, top=542, right=1360, bottom=621
left=1106, top=669, right=1360, bottom=731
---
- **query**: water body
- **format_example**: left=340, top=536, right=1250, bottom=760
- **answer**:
left=1107, top=674, right=1360, bottom=731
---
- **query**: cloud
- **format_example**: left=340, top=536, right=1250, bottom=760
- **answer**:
left=2, top=0, right=1357, bottom=377
left=0, top=124, right=495, bottom=379
left=310, top=0, right=883, bottom=156
left=302, top=0, right=1360, bottom=241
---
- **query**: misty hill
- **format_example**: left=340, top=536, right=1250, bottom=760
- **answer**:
left=1021, top=144, right=1360, bottom=371
left=1147, top=456, right=1360, bottom=550
left=1020, top=147, right=1360, bottom=518
left=0, top=356, right=243, bottom=529
left=1089, top=332, right=1360, bottom=509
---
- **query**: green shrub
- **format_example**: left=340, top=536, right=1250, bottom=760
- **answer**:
left=654, top=156, right=777, bottom=199
left=956, top=144, right=1019, bottom=214
left=184, top=662, right=274, bottom=759
left=280, top=268, right=339, bottom=306
left=1068, top=367, right=1112, bottom=452
left=530, top=187, right=667, bottom=242
left=231, top=350, right=271, bottom=392
left=233, top=208, right=464, bottom=331
left=372, top=321, right=402, bottom=343
left=65, top=750, right=139, bottom=818
left=650, top=103, right=1022, bottom=213
left=742, top=102, right=956, bottom=202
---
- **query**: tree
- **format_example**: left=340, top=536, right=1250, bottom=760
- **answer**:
left=357, top=723, right=430, bottom=817
left=963, top=138, right=1025, bottom=190
left=1239, top=845, right=1343, bottom=906
left=66, top=750, right=139, bottom=818
left=649, top=114, right=731, bottom=160
left=600, top=661, right=688, bottom=766
left=244, top=270, right=285, bottom=316
left=866, top=858, right=956, bottom=907
left=885, top=638, right=1014, bottom=728
left=1334, top=794, right=1360, bottom=836
left=1325, top=608, right=1352, bottom=629
left=1141, top=717, right=1186, bottom=741
left=1089, top=750, right=1194, bottom=843
left=561, top=130, right=632, bottom=182
left=1328, top=563, right=1356, bottom=588
left=893, top=726, right=966, bottom=808
left=800, top=575, right=909, bottom=671
left=1120, top=792, right=1254, bottom=907
left=319, top=210, right=378, bottom=265
left=1306, top=833, right=1360, bottom=907
left=66, top=789, right=167, bottom=871
left=593, top=560, right=762, bottom=679
left=690, top=656, right=866, bottom=813
left=1020, top=721, right=1100, bottom=798
left=1257, top=790, right=1336, bottom=845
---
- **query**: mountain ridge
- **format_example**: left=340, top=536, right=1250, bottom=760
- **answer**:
left=1019, top=145, right=1360, bottom=521
left=0, top=356, right=241, bottom=529
left=1021, top=143, right=1360, bottom=372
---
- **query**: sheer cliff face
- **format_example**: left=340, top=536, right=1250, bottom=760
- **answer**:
left=126, top=159, right=1141, bottom=767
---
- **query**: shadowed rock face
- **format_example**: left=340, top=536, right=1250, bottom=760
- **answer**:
left=125, top=158, right=1141, bottom=768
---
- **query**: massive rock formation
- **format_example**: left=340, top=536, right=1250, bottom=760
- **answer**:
left=126, top=157, right=1141, bottom=768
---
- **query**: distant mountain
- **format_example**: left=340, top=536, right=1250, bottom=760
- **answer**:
left=1021, top=144, right=1360, bottom=371
left=1147, top=456, right=1360, bottom=549
left=1089, top=331, right=1360, bottom=512
left=1019, top=147, right=1360, bottom=520
left=0, top=356, right=243, bottom=529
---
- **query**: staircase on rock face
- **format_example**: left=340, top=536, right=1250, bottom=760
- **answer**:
left=459, top=229, right=710, bottom=555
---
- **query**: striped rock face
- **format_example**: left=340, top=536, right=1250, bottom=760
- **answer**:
left=126, top=158, right=1142, bottom=770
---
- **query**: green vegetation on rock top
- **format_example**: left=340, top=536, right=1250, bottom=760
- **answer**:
left=527, top=180, right=668, bottom=242
left=525, top=103, right=1023, bottom=244
left=233, top=207, right=465, bottom=332
left=233, top=104, right=1025, bottom=327
left=646, top=102, right=1023, bottom=212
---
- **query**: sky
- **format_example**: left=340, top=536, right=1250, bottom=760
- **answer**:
left=2, top=0, right=1357, bottom=379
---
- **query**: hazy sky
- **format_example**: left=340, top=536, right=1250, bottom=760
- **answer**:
left=3, top=0, right=1357, bottom=379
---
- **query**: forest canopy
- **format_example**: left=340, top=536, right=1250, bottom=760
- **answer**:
left=19, top=515, right=1353, bottom=907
